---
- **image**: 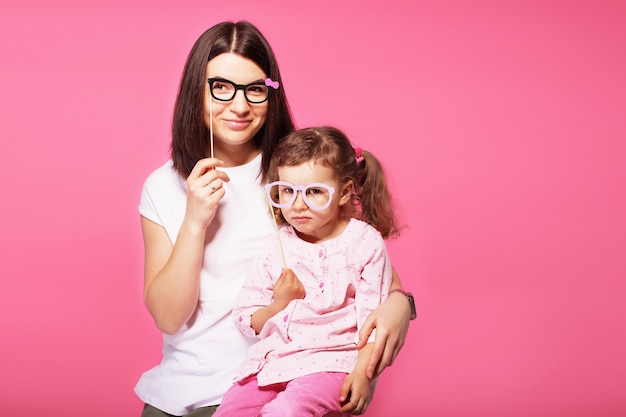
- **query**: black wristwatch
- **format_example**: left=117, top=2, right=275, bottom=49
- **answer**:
left=390, top=289, right=417, bottom=320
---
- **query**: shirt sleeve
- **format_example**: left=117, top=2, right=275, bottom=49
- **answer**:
left=138, top=172, right=162, bottom=225
left=354, top=230, right=393, bottom=344
left=232, top=237, right=282, bottom=338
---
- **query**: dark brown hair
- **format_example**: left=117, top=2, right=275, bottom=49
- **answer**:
left=171, top=21, right=295, bottom=178
left=267, top=126, right=400, bottom=239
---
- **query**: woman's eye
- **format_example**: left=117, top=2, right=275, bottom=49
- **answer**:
left=247, top=85, right=267, bottom=95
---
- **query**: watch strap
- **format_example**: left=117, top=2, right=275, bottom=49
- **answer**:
left=389, top=289, right=417, bottom=320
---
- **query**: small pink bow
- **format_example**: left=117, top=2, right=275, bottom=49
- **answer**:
left=265, top=78, right=280, bottom=89
left=355, top=147, right=364, bottom=163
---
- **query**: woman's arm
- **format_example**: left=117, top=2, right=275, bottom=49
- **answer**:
left=142, top=216, right=205, bottom=334
left=357, top=266, right=412, bottom=379
left=142, top=158, right=229, bottom=334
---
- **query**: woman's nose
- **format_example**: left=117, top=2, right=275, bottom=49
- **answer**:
left=229, top=89, right=250, bottom=114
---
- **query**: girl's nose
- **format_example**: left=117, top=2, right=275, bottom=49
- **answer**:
left=292, top=191, right=308, bottom=210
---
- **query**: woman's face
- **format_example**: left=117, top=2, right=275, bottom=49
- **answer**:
left=204, top=53, right=269, bottom=154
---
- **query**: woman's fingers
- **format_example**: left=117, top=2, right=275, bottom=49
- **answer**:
left=188, top=157, right=223, bottom=179
left=183, top=158, right=232, bottom=229
left=188, top=159, right=230, bottom=191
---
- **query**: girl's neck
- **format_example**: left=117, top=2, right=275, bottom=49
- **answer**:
left=294, top=218, right=350, bottom=244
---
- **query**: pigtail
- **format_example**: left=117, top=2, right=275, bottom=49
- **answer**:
left=356, top=151, right=400, bottom=239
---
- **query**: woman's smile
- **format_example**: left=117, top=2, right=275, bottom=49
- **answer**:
left=223, top=118, right=252, bottom=130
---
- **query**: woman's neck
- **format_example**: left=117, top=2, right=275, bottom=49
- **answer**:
left=212, top=142, right=260, bottom=167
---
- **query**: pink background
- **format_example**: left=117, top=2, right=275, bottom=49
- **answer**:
left=1, top=1, right=625, bottom=416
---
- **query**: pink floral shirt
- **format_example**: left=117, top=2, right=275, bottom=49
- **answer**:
left=233, top=218, right=392, bottom=386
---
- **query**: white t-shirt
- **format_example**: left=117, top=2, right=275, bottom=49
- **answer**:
left=134, top=154, right=274, bottom=415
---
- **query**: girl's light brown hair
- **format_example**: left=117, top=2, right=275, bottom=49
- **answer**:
left=267, top=126, right=400, bottom=239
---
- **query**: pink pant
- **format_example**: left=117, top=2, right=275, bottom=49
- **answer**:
left=213, top=372, right=351, bottom=417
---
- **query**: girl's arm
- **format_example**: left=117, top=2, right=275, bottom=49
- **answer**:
left=339, top=343, right=374, bottom=414
left=250, top=268, right=305, bottom=334
left=357, top=266, right=412, bottom=379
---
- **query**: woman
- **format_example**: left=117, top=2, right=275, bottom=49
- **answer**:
left=135, top=21, right=413, bottom=417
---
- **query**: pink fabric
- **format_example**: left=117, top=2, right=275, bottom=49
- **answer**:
left=213, top=373, right=350, bottom=417
left=233, top=219, right=392, bottom=386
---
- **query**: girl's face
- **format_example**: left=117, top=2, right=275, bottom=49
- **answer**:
left=277, top=162, right=353, bottom=244
left=205, top=53, right=268, bottom=160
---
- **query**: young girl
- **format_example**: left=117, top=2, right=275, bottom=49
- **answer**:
left=213, top=126, right=401, bottom=416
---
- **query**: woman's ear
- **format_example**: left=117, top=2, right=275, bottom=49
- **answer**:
left=338, top=180, right=354, bottom=206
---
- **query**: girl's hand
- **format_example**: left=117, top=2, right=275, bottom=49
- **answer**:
left=272, top=268, right=306, bottom=309
left=339, top=372, right=371, bottom=415
left=184, top=157, right=230, bottom=231
left=250, top=269, right=305, bottom=334
left=356, top=291, right=411, bottom=379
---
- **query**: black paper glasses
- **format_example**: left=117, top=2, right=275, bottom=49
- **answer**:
left=207, top=78, right=271, bottom=104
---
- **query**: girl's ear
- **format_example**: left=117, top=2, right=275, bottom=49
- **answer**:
left=338, top=180, right=354, bottom=206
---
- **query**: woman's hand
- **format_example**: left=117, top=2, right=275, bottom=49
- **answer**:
left=356, top=291, right=411, bottom=379
left=184, top=157, right=230, bottom=231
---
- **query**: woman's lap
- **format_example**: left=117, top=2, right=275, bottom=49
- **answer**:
left=142, top=403, right=218, bottom=417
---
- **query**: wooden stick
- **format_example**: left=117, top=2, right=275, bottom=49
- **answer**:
left=268, top=200, right=287, bottom=269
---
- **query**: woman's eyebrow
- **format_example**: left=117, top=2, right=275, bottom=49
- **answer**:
left=210, top=76, right=266, bottom=84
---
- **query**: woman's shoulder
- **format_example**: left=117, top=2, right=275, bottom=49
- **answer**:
left=138, top=160, right=186, bottom=224
left=140, top=160, right=186, bottom=206
left=143, top=160, right=177, bottom=183
left=142, top=160, right=184, bottom=191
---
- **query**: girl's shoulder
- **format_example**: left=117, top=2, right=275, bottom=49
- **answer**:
left=346, top=218, right=384, bottom=240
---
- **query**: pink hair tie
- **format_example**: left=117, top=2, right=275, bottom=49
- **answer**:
left=354, top=147, right=364, bottom=163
